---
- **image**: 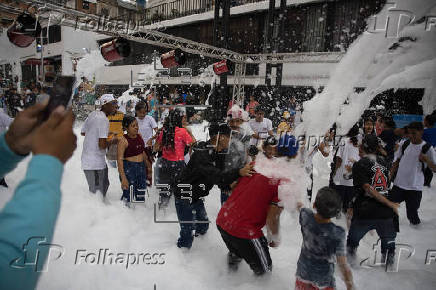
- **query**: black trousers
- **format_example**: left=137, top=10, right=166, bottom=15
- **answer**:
left=217, top=225, right=272, bottom=275
left=332, top=184, right=356, bottom=213
left=390, top=186, right=422, bottom=225
left=347, top=218, right=396, bottom=255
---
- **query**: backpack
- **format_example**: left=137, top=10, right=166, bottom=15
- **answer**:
left=400, top=140, right=432, bottom=173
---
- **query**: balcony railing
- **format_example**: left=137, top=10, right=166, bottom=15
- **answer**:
left=143, top=0, right=264, bottom=23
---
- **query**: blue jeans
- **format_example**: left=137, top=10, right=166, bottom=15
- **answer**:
left=175, top=197, right=209, bottom=248
left=158, top=158, right=186, bottom=208
left=122, top=160, right=146, bottom=202
left=347, top=218, right=396, bottom=255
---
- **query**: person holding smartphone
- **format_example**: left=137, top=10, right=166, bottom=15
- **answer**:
left=0, top=102, right=76, bottom=290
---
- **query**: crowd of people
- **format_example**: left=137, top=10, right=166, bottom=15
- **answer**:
left=0, top=85, right=436, bottom=290
left=1, top=82, right=50, bottom=117
left=76, top=89, right=436, bottom=290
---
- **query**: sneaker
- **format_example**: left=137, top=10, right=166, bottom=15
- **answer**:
left=158, top=196, right=170, bottom=210
left=194, top=230, right=207, bottom=237
left=409, top=223, right=422, bottom=229
left=385, top=252, right=396, bottom=272
left=177, top=240, right=192, bottom=250
left=347, top=248, right=358, bottom=267
left=227, top=252, right=242, bottom=271
left=123, top=198, right=131, bottom=208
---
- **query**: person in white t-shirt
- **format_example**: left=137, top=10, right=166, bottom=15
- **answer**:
left=249, top=106, right=274, bottom=147
left=135, top=101, right=158, bottom=146
left=390, top=122, right=436, bottom=226
left=332, top=125, right=360, bottom=222
left=135, top=101, right=158, bottom=185
left=81, top=94, right=118, bottom=198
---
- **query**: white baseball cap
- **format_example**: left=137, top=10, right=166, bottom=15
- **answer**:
left=99, top=94, right=116, bottom=105
left=227, top=105, right=243, bottom=120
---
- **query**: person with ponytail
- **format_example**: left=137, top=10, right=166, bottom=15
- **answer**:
left=154, top=109, right=196, bottom=209
left=331, top=124, right=360, bottom=225
left=117, top=116, right=151, bottom=207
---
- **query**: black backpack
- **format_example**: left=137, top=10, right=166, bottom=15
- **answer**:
left=400, top=140, right=432, bottom=173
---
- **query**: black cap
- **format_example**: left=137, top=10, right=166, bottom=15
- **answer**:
left=209, top=123, right=232, bottom=137
left=362, top=134, right=379, bottom=153
left=263, top=136, right=278, bottom=146
left=254, top=105, right=264, bottom=113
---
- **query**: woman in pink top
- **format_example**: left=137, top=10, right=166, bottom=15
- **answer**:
left=154, top=109, right=196, bottom=209
left=245, top=95, right=259, bottom=118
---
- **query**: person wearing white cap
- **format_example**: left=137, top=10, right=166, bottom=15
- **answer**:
left=81, top=94, right=118, bottom=199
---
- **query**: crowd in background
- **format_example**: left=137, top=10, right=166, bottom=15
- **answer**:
left=1, top=81, right=436, bottom=290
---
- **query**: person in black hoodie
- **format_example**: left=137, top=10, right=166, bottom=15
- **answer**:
left=173, top=123, right=254, bottom=249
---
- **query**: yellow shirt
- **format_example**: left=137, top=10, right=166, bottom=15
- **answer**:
left=107, top=111, right=124, bottom=140
left=277, top=121, right=292, bottom=136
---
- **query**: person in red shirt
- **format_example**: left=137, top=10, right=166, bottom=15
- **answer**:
left=154, top=109, right=195, bottom=209
left=245, top=95, right=259, bottom=118
left=216, top=135, right=298, bottom=275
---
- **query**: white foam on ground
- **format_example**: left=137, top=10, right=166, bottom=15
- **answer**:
left=0, top=122, right=435, bottom=289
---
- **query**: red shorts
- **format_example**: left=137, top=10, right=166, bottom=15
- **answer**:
left=295, top=278, right=334, bottom=290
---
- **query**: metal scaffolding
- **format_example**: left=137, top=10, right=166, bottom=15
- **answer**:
left=1, top=0, right=344, bottom=120
left=1, top=0, right=344, bottom=65
left=231, top=62, right=246, bottom=106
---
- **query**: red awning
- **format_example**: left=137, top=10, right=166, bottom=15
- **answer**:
left=24, top=58, right=52, bottom=65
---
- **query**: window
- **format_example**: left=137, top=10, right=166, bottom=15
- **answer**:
left=82, top=0, right=90, bottom=10
left=37, top=25, right=62, bottom=45
left=101, top=8, right=109, bottom=17
left=303, top=4, right=327, bottom=52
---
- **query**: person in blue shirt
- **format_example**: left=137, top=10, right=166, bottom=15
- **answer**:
left=0, top=102, right=76, bottom=290
left=296, top=187, right=354, bottom=290
left=423, top=114, right=436, bottom=187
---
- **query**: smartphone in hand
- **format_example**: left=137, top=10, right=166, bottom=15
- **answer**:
left=41, top=76, right=76, bottom=121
